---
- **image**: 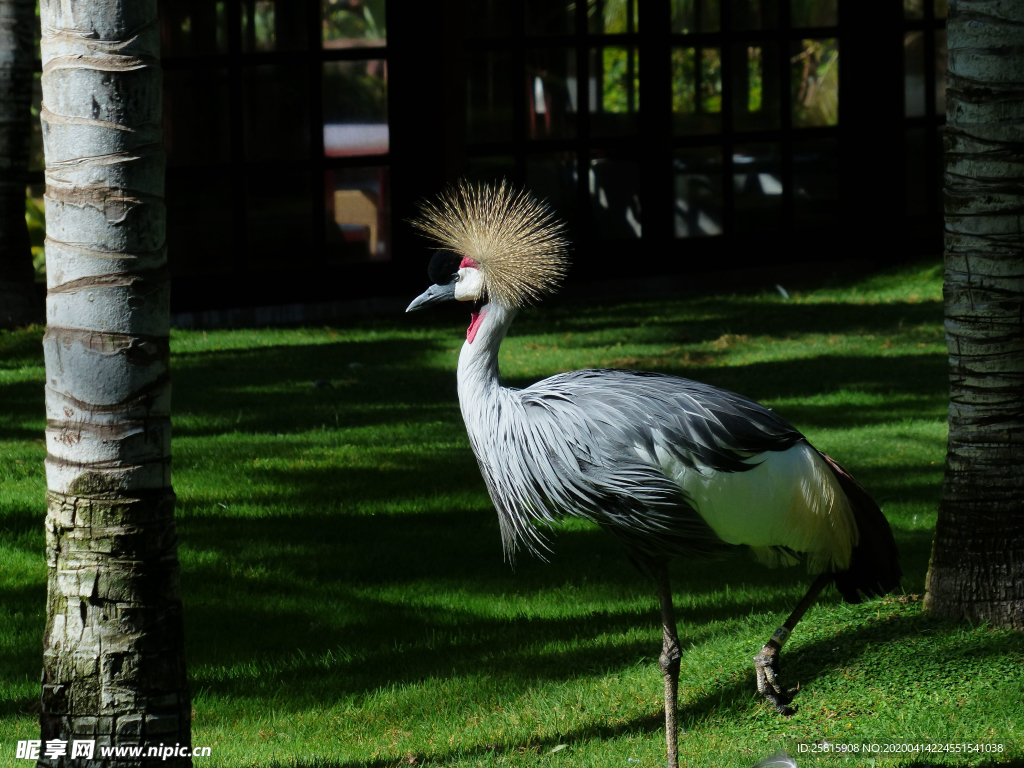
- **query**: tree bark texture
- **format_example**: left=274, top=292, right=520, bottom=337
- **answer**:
left=38, top=1, right=191, bottom=765
left=0, top=0, right=39, bottom=327
left=925, top=0, right=1024, bottom=630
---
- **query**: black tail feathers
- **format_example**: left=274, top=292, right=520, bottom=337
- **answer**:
left=820, top=451, right=902, bottom=604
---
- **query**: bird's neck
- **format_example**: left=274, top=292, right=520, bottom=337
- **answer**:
left=457, top=302, right=517, bottom=404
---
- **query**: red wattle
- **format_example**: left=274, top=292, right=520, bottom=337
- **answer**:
left=467, top=309, right=485, bottom=343
left=460, top=257, right=480, bottom=269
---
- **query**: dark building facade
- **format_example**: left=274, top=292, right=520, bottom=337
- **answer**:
left=143, top=0, right=947, bottom=311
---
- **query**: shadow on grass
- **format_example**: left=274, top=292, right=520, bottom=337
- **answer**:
left=249, top=606, right=1021, bottom=768
left=170, top=336, right=463, bottom=438
left=0, top=380, right=45, bottom=441
left=512, top=295, right=943, bottom=345
left=176, top=470, right=937, bottom=701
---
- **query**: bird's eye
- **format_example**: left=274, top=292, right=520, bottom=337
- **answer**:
left=453, top=272, right=461, bottom=282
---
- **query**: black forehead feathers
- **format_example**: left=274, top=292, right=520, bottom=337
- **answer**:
left=427, top=249, right=463, bottom=285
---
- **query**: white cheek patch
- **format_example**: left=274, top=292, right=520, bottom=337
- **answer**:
left=454, top=267, right=484, bottom=301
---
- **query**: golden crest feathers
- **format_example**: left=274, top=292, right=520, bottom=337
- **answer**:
left=412, top=180, right=570, bottom=308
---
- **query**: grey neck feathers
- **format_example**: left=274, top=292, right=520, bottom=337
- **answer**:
left=457, top=302, right=518, bottom=420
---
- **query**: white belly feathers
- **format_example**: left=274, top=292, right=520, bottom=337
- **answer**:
left=636, top=436, right=858, bottom=573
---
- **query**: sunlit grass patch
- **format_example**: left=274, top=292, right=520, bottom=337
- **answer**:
left=2, top=260, right=1021, bottom=766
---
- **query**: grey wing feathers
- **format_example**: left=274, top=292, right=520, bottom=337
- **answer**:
left=476, top=368, right=803, bottom=562
left=537, top=369, right=802, bottom=473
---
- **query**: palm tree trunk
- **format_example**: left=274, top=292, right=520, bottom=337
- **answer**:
left=0, top=0, right=39, bottom=328
left=924, top=0, right=1024, bottom=629
left=37, top=0, right=191, bottom=764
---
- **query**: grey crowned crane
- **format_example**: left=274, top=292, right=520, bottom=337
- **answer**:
left=406, top=181, right=901, bottom=768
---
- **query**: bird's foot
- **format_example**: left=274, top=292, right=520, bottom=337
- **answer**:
left=753, top=644, right=799, bottom=715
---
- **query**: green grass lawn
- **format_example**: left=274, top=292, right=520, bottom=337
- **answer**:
left=1, top=261, right=1022, bottom=767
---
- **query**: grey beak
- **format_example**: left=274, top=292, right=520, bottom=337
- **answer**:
left=406, top=282, right=458, bottom=312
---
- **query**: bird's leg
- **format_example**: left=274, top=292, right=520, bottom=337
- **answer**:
left=654, top=562, right=681, bottom=768
left=754, top=572, right=832, bottom=715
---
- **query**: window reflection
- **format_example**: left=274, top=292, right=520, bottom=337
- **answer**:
left=527, top=153, right=578, bottom=235
left=733, top=144, right=782, bottom=234
left=164, top=69, right=231, bottom=166
left=674, top=148, right=722, bottom=238
left=732, top=43, right=779, bottom=131
left=159, top=0, right=227, bottom=57
left=466, top=0, right=515, bottom=37
left=903, top=0, right=924, bottom=19
left=325, top=167, right=390, bottom=261
left=527, top=0, right=574, bottom=35
left=464, top=156, right=516, bottom=186
left=167, top=168, right=234, bottom=275
left=731, top=0, right=777, bottom=30
left=323, top=59, right=389, bottom=157
left=590, top=156, right=641, bottom=239
left=322, top=0, right=386, bottom=48
left=904, top=31, right=925, bottom=118
left=793, top=139, right=838, bottom=226
left=243, top=65, right=311, bottom=160
left=526, top=49, right=577, bottom=139
left=670, top=0, right=719, bottom=33
left=467, top=50, right=515, bottom=143
left=672, top=47, right=721, bottom=135
left=935, top=29, right=947, bottom=115
left=591, top=47, right=639, bottom=136
left=790, top=0, right=837, bottom=27
left=246, top=168, right=313, bottom=264
left=790, top=38, right=839, bottom=127
left=241, top=0, right=307, bottom=52
left=589, top=0, right=639, bottom=34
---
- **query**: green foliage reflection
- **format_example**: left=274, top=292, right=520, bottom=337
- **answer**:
left=601, top=47, right=639, bottom=113
left=791, top=38, right=839, bottom=127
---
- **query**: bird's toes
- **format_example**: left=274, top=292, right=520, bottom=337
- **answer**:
left=753, top=646, right=799, bottom=714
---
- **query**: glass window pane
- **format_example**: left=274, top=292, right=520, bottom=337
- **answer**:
left=527, top=152, right=578, bottom=235
left=243, top=65, right=310, bottom=161
left=589, top=0, right=639, bottom=34
left=164, top=69, right=231, bottom=166
left=527, top=49, right=578, bottom=139
left=791, top=38, right=839, bottom=127
left=325, top=167, right=390, bottom=262
left=732, top=43, right=779, bottom=131
left=731, top=0, right=778, bottom=30
left=323, top=59, right=389, bottom=157
left=464, top=156, right=516, bottom=186
left=935, top=0, right=948, bottom=19
left=159, top=0, right=227, bottom=57
left=674, top=147, right=722, bottom=238
left=590, top=47, right=639, bottom=136
left=467, top=50, right=515, bottom=143
left=935, top=29, right=947, bottom=115
left=793, top=139, right=839, bottom=227
left=322, top=0, right=386, bottom=48
left=246, top=168, right=312, bottom=264
left=466, top=0, right=515, bottom=37
left=904, top=31, right=926, bottom=118
left=903, top=0, right=924, bottom=19
left=670, top=0, right=719, bottom=33
left=527, top=0, right=574, bottom=34
left=733, top=144, right=782, bottom=234
left=791, top=0, right=836, bottom=27
left=589, top=156, right=641, bottom=238
left=166, top=168, right=234, bottom=275
left=241, top=0, right=307, bottom=52
left=672, top=47, right=721, bottom=135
